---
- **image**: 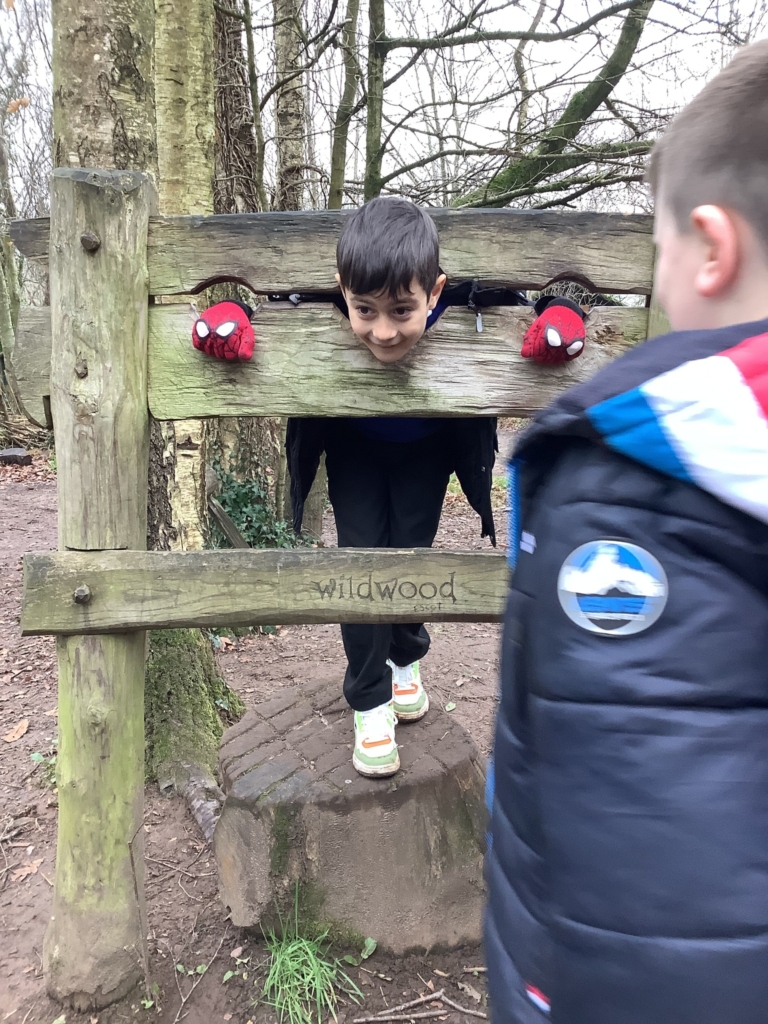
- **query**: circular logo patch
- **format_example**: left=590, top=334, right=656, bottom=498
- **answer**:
left=557, top=541, right=668, bottom=636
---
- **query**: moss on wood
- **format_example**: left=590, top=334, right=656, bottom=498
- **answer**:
left=144, top=628, right=244, bottom=790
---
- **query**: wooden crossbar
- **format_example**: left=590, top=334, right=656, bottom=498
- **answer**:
left=21, top=549, right=509, bottom=635
left=12, top=301, right=647, bottom=426
left=11, top=208, right=655, bottom=296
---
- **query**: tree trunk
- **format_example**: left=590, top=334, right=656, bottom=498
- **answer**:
left=328, top=0, right=360, bottom=210
left=363, top=0, right=385, bottom=201
left=271, top=0, right=328, bottom=539
left=273, top=0, right=306, bottom=210
left=149, top=0, right=244, bottom=821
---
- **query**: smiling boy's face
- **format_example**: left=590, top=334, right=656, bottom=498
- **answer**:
left=337, top=273, right=447, bottom=363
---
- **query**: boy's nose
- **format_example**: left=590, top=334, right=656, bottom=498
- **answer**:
left=371, top=322, right=399, bottom=344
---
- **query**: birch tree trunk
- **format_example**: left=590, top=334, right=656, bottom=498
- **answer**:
left=271, top=0, right=327, bottom=538
left=273, top=0, right=306, bottom=211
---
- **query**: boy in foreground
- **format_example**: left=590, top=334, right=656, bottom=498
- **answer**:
left=486, top=41, right=768, bottom=1024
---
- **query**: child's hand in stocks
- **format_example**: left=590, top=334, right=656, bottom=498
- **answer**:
left=192, top=299, right=255, bottom=361
left=521, top=296, right=586, bottom=365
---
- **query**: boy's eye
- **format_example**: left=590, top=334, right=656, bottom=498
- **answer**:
left=355, top=305, right=373, bottom=316
left=394, top=307, right=414, bottom=317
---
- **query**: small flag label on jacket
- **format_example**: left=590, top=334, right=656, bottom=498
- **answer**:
left=525, top=983, right=551, bottom=1013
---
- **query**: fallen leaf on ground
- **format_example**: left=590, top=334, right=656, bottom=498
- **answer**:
left=44, top=708, right=58, bottom=717
left=230, top=945, right=243, bottom=959
left=433, top=969, right=450, bottom=978
left=11, top=858, right=43, bottom=882
left=224, top=1016, right=232, bottom=1021
left=3, top=719, right=29, bottom=743
left=457, top=981, right=482, bottom=1003
left=445, top=702, right=456, bottom=713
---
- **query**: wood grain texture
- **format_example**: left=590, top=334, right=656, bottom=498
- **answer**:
left=11, top=301, right=648, bottom=423
left=12, top=208, right=656, bottom=295
left=50, top=168, right=153, bottom=550
left=22, top=548, right=509, bottom=634
left=9, top=216, right=49, bottom=259
left=149, top=302, right=648, bottom=419
left=11, top=306, right=51, bottom=427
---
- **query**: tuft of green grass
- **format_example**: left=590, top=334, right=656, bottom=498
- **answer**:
left=261, top=893, right=362, bottom=1024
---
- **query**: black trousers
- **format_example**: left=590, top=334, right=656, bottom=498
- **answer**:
left=324, top=422, right=452, bottom=711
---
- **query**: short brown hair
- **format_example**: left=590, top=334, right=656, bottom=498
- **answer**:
left=647, top=40, right=768, bottom=246
left=336, top=198, right=440, bottom=298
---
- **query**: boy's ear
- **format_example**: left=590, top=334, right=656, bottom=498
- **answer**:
left=690, top=205, right=739, bottom=299
left=335, top=272, right=343, bottom=291
left=428, top=273, right=448, bottom=309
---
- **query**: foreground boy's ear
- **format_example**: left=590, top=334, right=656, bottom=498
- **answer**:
left=690, top=205, right=739, bottom=298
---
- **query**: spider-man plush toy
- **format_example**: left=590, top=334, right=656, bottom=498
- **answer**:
left=192, top=299, right=255, bottom=361
left=522, top=295, right=586, bottom=365
left=191, top=292, right=586, bottom=365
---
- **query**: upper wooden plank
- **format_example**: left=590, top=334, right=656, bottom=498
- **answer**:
left=11, top=208, right=656, bottom=296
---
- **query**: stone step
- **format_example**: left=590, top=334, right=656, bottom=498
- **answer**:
left=214, top=678, right=487, bottom=953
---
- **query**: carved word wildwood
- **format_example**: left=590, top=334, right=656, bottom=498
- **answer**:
left=312, top=572, right=457, bottom=605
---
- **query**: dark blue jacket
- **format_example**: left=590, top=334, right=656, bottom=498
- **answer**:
left=487, top=319, right=768, bottom=1024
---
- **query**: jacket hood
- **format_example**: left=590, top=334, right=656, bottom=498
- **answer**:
left=514, top=317, right=768, bottom=526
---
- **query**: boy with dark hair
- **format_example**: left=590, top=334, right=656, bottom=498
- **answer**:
left=193, top=196, right=587, bottom=778
left=486, top=40, right=768, bottom=1024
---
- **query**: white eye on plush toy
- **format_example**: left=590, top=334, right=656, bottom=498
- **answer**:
left=216, top=321, right=237, bottom=338
left=195, top=320, right=210, bottom=339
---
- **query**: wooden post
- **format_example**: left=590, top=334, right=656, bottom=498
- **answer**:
left=43, top=168, right=153, bottom=1009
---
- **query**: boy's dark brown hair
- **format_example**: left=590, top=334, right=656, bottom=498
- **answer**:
left=646, top=39, right=768, bottom=247
left=336, top=197, right=440, bottom=298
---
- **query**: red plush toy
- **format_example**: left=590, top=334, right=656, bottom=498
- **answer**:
left=522, top=296, right=586, bottom=365
left=192, top=299, right=255, bottom=361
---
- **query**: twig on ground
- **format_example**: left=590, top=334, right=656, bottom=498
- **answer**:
left=353, top=1012, right=446, bottom=1023
left=370, top=990, right=445, bottom=1016
left=128, top=822, right=152, bottom=1003
left=146, top=855, right=216, bottom=879
left=178, top=875, right=204, bottom=902
left=360, top=965, right=394, bottom=981
left=440, top=995, right=488, bottom=1019
left=462, top=967, right=487, bottom=974
left=171, top=932, right=227, bottom=1024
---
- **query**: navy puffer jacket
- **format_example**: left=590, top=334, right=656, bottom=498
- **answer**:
left=487, top=319, right=768, bottom=1024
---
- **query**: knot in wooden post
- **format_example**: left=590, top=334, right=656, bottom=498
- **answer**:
left=80, top=231, right=101, bottom=253
left=74, top=359, right=88, bottom=379
left=73, top=584, right=91, bottom=604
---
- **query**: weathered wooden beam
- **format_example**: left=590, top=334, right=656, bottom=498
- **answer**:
left=148, top=302, right=648, bottom=419
left=43, top=167, right=153, bottom=1006
left=9, top=301, right=649, bottom=422
left=12, top=307, right=51, bottom=428
left=11, top=208, right=656, bottom=295
left=22, top=548, right=509, bottom=635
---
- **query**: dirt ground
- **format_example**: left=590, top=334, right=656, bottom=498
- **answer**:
left=0, top=440, right=513, bottom=1024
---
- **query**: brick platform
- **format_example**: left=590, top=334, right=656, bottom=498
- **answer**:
left=214, top=678, right=487, bottom=952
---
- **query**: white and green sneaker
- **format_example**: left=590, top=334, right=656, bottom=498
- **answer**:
left=353, top=701, right=400, bottom=778
left=388, top=660, right=430, bottom=722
